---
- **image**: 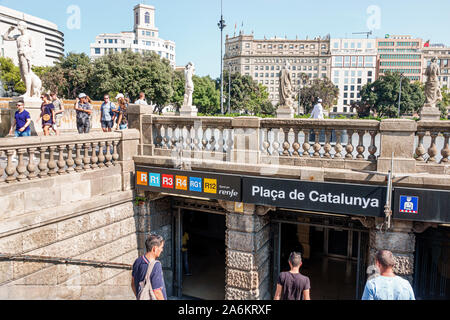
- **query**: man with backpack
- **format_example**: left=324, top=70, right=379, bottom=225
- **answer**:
left=131, top=234, right=167, bottom=300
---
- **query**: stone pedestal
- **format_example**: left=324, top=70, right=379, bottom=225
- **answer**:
left=420, top=105, right=441, bottom=120
left=9, top=97, right=43, bottom=136
left=276, top=105, right=295, bottom=119
left=224, top=203, right=271, bottom=300
left=179, top=105, right=198, bottom=117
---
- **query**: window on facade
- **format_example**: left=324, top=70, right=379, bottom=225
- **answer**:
left=344, top=56, right=350, bottom=67
left=145, top=12, right=150, bottom=24
left=95, top=48, right=100, bottom=54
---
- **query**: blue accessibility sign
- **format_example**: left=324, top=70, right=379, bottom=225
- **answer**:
left=399, top=196, right=419, bottom=214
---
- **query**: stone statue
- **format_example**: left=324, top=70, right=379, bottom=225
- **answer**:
left=2, top=21, right=42, bottom=99
left=424, top=57, right=443, bottom=108
left=279, top=61, right=294, bottom=107
left=183, top=62, right=195, bottom=107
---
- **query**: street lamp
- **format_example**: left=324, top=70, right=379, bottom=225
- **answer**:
left=228, top=63, right=232, bottom=114
left=218, top=0, right=226, bottom=115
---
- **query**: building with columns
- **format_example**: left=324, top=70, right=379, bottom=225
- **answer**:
left=330, top=38, right=377, bottom=114
left=224, top=32, right=331, bottom=106
left=0, top=5, right=64, bottom=67
left=89, top=4, right=176, bottom=68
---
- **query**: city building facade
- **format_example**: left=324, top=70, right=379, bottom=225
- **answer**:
left=330, top=38, right=377, bottom=114
left=422, top=44, right=450, bottom=90
left=0, top=5, right=64, bottom=66
left=376, top=35, right=423, bottom=82
left=224, top=32, right=331, bottom=106
left=89, top=4, right=176, bottom=68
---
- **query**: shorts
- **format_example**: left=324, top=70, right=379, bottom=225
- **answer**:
left=119, top=124, right=128, bottom=130
left=77, top=119, right=91, bottom=134
left=101, top=120, right=114, bottom=129
left=15, top=130, right=31, bottom=137
left=53, top=116, right=62, bottom=129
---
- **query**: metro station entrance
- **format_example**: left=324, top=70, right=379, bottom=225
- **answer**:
left=271, top=210, right=369, bottom=300
left=173, top=199, right=227, bottom=300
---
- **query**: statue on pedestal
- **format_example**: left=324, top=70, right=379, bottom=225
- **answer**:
left=2, top=21, right=42, bottom=99
left=183, top=62, right=195, bottom=107
left=424, top=57, right=443, bottom=108
left=279, top=61, right=294, bottom=108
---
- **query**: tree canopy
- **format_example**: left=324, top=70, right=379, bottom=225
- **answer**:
left=299, top=77, right=339, bottom=114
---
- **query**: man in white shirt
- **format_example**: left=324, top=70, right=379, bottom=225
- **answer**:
left=310, top=98, right=324, bottom=120
left=135, top=92, right=148, bottom=105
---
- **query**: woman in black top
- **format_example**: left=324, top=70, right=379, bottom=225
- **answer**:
left=39, top=93, right=55, bottom=136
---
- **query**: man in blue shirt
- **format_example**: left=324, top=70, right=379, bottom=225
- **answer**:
left=131, top=234, right=167, bottom=300
left=362, top=250, right=415, bottom=300
left=9, top=102, right=32, bottom=137
left=100, top=94, right=116, bottom=132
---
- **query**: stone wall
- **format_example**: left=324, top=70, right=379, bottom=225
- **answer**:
left=0, top=149, right=139, bottom=299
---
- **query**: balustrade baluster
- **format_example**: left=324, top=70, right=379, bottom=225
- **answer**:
left=83, top=143, right=91, bottom=170
left=74, top=144, right=84, bottom=172
left=16, top=148, right=28, bottom=181
left=155, top=124, right=163, bottom=148
left=334, top=131, right=343, bottom=159
left=162, top=124, right=169, bottom=149
left=282, top=128, right=291, bottom=156
left=48, top=146, right=58, bottom=176
left=202, top=126, right=208, bottom=151
left=105, top=141, right=113, bottom=167
left=323, top=130, right=332, bottom=159
left=57, top=145, right=67, bottom=175
left=440, top=133, right=450, bottom=164
left=0, top=151, right=5, bottom=182
left=346, top=130, right=355, bottom=159
left=313, top=129, right=321, bottom=158
left=98, top=142, right=106, bottom=168
left=112, top=140, right=120, bottom=165
left=226, top=128, right=234, bottom=154
left=427, top=132, right=438, bottom=163
left=38, top=146, right=48, bottom=178
left=368, top=131, right=378, bottom=161
left=90, top=142, right=98, bottom=169
left=66, top=145, right=75, bottom=173
left=292, top=128, right=301, bottom=157
left=356, top=130, right=366, bottom=160
left=170, top=125, right=178, bottom=150
left=415, top=131, right=426, bottom=162
left=5, top=149, right=17, bottom=183
left=217, top=126, right=224, bottom=153
left=27, top=148, right=37, bottom=180
left=303, top=129, right=311, bottom=157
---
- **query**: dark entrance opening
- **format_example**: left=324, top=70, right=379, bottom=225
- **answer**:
left=273, top=211, right=369, bottom=300
left=180, top=209, right=226, bottom=300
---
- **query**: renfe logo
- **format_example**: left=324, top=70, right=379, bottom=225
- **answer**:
left=204, top=179, right=217, bottom=194
left=162, top=175, right=174, bottom=189
left=149, top=173, right=161, bottom=187
left=136, top=172, right=148, bottom=186
left=176, top=176, right=188, bottom=191
left=190, top=177, right=202, bottom=192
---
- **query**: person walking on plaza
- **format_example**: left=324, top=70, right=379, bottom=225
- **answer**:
left=131, top=234, right=167, bottom=300
left=74, top=93, right=93, bottom=134
left=362, top=250, right=415, bottom=300
left=37, top=94, right=55, bottom=136
left=134, top=92, right=148, bottom=105
left=310, top=98, right=324, bottom=120
left=50, top=92, right=64, bottom=136
left=116, top=95, right=129, bottom=130
left=100, top=94, right=116, bottom=132
left=274, top=252, right=311, bottom=300
left=9, top=101, right=32, bottom=137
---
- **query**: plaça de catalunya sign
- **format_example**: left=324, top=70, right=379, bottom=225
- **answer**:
left=242, top=176, right=387, bottom=217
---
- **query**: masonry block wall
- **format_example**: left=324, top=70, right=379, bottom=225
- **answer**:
left=0, top=166, right=139, bottom=300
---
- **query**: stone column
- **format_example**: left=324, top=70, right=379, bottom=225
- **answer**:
left=231, top=117, right=261, bottom=165
left=223, top=202, right=271, bottom=300
left=369, top=220, right=416, bottom=283
left=116, top=129, right=139, bottom=191
left=377, top=119, right=417, bottom=174
left=127, top=104, right=154, bottom=156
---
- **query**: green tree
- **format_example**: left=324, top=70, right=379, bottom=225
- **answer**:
left=193, top=75, right=220, bottom=114
left=359, top=71, right=425, bottom=118
left=299, top=78, right=339, bottom=114
left=171, top=70, right=185, bottom=109
left=88, top=51, right=173, bottom=105
left=437, top=86, right=450, bottom=119
left=0, top=57, right=25, bottom=94
left=221, top=71, right=273, bottom=115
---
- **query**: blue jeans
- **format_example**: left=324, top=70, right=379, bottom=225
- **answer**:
left=15, top=130, right=31, bottom=137
left=182, top=251, right=190, bottom=274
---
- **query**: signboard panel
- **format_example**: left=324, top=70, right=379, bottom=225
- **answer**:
left=135, top=166, right=242, bottom=202
left=394, top=187, right=450, bottom=223
left=242, top=176, right=387, bottom=217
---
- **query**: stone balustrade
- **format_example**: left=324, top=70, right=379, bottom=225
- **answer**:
left=0, top=132, right=122, bottom=184
left=415, top=121, right=450, bottom=165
